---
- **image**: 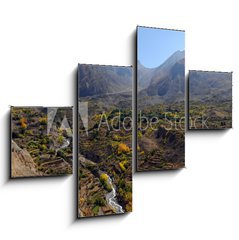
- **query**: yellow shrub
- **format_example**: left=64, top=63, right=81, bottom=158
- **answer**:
left=21, top=122, right=27, bottom=129
left=57, top=135, right=64, bottom=144
left=117, top=143, right=130, bottom=154
left=113, top=134, right=120, bottom=141
left=119, top=162, right=126, bottom=171
left=100, top=173, right=108, bottom=182
left=125, top=192, right=132, bottom=202
left=58, top=128, right=63, bottom=134
left=125, top=202, right=132, bottom=212
left=41, top=144, right=47, bottom=150
left=138, top=131, right=142, bottom=138
left=39, top=117, right=47, bottom=125
left=80, top=197, right=85, bottom=205
left=20, top=117, right=27, bottom=124
left=20, top=118, right=27, bottom=129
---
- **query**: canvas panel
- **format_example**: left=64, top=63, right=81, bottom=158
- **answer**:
left=137, top=26, right=185, bottom=171
left=78, top=64, right=133, bottom=218
left=11, top=106, right=73, bottom=178
left=188, top=70, right=232, bottom=130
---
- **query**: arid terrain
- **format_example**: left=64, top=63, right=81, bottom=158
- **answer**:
left=189, top=71, right=232, bottom=129
left=11, top=107, right=73, bottom=177
left=137, top=101, right=185, bottom=171
left=137, top=50, right=185, bottom=171
left=78, top=64, right=132, bottom=217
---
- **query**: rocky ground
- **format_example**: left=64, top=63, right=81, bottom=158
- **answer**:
left=78, top=155, right=115, bottom=217
left=189, top=101, right=232, bottom=129
left=78, top=97, right=132, bottom=217
left=137, top=103, right=185, bottom=171
left=137, top=126, right=185, bottom=171
left=11, top=107, right=73, bottom=178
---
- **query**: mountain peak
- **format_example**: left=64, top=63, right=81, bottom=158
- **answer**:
left=167, top=50, right=184, bottom=62
left=156, top=50, right=184, bottom=72
left=140, top=49, right=185, bottom=101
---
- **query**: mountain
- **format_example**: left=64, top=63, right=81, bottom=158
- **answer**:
left=189, top=71, right=232, bottom=102
left=138, top=50, right=185, bottom=103
left=137, top=61, right=155, bottom=89
left=78, top=64, right=132, bottom=97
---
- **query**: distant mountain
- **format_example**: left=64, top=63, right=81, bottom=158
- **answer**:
left=189, top=71, right=232, bottom=102
left=78, top=64, right=132, bottom=97
left=137, top=61, right=155, bottom=89
left=138, top=50, right=185, bottom=103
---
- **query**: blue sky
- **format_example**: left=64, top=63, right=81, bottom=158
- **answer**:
left=137, top=26, right=185, bottom=68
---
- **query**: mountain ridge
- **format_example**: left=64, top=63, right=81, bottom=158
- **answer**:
left=78, top=64, right=132, bottom=97
left=138, top=50, right=185, bottom=103
left=189, top=71, right=232, bottom=102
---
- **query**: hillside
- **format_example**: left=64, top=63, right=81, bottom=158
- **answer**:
left=78, top=64, right=132, bottom=97
left=78, top=65, right=133, bottom=217
left=188, top=71, right=232, bottom=129
left=11, top=107, right=73, bottom=177
left=138, top=50, right=185, bottom=103
left=189, top=71, right=232, bottom=102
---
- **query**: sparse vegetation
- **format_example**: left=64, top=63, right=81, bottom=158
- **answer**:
left=137, top=101, right=185, bottom=171
left=11, top=107, right=73, bottom=177
left=189, top=101, right=232, bottom=129
left=78, top=64, right=132, bottom=218
left=189, top=71, right=232, bottom=130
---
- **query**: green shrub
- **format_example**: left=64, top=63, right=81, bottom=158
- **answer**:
left=92, top=206, right=99, bottom=215
left=93, top=196, right=105, bottom=206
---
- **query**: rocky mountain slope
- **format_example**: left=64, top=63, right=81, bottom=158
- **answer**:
left=78, top=64, right=132, bottom=97
left=138, top=50, right=185, bottom=103
left=189, top=71, right=232, bottom=102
